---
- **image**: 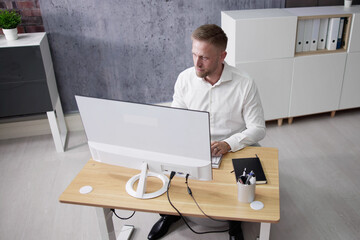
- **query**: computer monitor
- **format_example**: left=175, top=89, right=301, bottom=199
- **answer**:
left=75, top=95, right=212, bottom=199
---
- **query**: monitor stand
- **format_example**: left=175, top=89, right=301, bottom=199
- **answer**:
left=125, top=162, right=169, bottom=199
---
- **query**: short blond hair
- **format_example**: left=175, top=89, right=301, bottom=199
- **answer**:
left=191, top=24, right=228, bottom=51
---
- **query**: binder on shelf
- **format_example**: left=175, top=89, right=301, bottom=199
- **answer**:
left=326, top=17, right=340, bottom=50
left=317, top=18, right=329, bottom=50
left=302, top=19, right=313, bottom=52
left=296, top=20, right=305, bottom=53
left=342, top=18, right=350, bottom=47
left=337, top=17, right=345, bottom=49
left=310, top=18, right=320, bottom=51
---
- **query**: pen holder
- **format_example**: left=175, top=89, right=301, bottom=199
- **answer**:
left=237, top=177, right=256, bottom=203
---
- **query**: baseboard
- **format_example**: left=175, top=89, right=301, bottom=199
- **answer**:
left=0, top=113, right=84, bottom=140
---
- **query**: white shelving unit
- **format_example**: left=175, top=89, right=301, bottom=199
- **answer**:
left=222, top=6, right=360, bottom=125
left=221, top=9, right=297, bottom=125
left=0, top=33, right=67, bottom=152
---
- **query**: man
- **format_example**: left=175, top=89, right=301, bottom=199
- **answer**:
left=148, top=24, right=266, bottom=240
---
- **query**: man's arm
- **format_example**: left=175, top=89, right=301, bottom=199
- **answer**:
left=171, top=73, right=187, bottom=109
left=223, top=81, right=266, bottom=152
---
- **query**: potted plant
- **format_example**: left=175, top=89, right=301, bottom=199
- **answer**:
left=0, top=9, right=22, bottom=40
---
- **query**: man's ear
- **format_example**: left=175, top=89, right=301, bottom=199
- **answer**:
left=221, top=51, right=227, bottom=62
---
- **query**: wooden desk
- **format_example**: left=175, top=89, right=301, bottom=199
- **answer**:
left=59, top=147, right=279, bottom=240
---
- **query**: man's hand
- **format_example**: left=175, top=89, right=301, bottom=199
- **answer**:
left=211, top=141, right=231, bottom=156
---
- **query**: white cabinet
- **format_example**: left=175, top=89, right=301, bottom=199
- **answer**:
left=222, top=9, right=297, bottom=121
left=236, top=59, right=293, bottom=120
left=290, top=53, right=346, bottom=117
left=221, top=9, right=297, bottom=64
left=0, top=33, right=67, bottom=152
left=222, top=6, right=360, bottom=123
left=339, top=52, right=360, bottom=109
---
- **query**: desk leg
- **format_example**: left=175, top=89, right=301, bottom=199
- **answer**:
left=46, top=98, right=68, bottom=152
left=259, top=222, right=271, bottom=240
left=96, top=208, right=117, bottom=240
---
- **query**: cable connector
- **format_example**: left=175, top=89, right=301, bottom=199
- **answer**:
left=185, top=173, right=190, bottom=183
left=185, top=174, right=192, bottom=196
left=170, top=171, right=176, bottom=180
left=187, top=186, right=192, bottom=196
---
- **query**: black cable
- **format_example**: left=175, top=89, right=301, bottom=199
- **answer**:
left=111, top=209, right=136, bottom=220
left=167, top=172, right=229, bottom=235
left=185, top=174, right=228, bottom=223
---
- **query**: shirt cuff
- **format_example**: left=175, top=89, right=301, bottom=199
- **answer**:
left=223, top=136, right=245, bottom=152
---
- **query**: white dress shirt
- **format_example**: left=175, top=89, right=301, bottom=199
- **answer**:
left=172, top=62, right=266, bottom=152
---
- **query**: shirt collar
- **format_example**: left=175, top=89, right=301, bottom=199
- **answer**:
left=196, top=62, right=233, bottom=86
left=214, top=62, right=232, bottom=86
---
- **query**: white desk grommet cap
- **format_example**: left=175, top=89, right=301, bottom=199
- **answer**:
left=79, top=185, right=93, bottom=194
left=250, top=201, right=264, bottom=210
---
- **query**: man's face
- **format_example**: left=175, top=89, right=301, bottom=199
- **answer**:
left=192, top=39, right=225, bottom=79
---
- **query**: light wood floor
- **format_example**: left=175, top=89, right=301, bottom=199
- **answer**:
left=1, top=109, right=360, bottom=240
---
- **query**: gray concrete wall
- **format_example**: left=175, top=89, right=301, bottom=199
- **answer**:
left=39, top=0, right=284, bottom=113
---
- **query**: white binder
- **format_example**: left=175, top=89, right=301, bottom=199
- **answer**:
left=317, top=18, right=329, bottom=50
left=310, top=19, right=320, bottom=51
left=296, top=20, right=305, bottom=53
left=302, top=19, right=313, bottom=52
left=326, top=18, right=340, bottom=50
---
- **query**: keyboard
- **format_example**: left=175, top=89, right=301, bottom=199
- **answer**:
left=211, top=155, right=223, bottom=169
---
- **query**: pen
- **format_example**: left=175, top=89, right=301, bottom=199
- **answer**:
left=250, top=175, right=256, bottom=185
left=242, top=168, right=246, bottom=176
left=245, top=170, right=254, bottom=185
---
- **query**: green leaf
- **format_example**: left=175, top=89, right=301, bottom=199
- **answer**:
left=0, top=10, right=22, bottom=29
